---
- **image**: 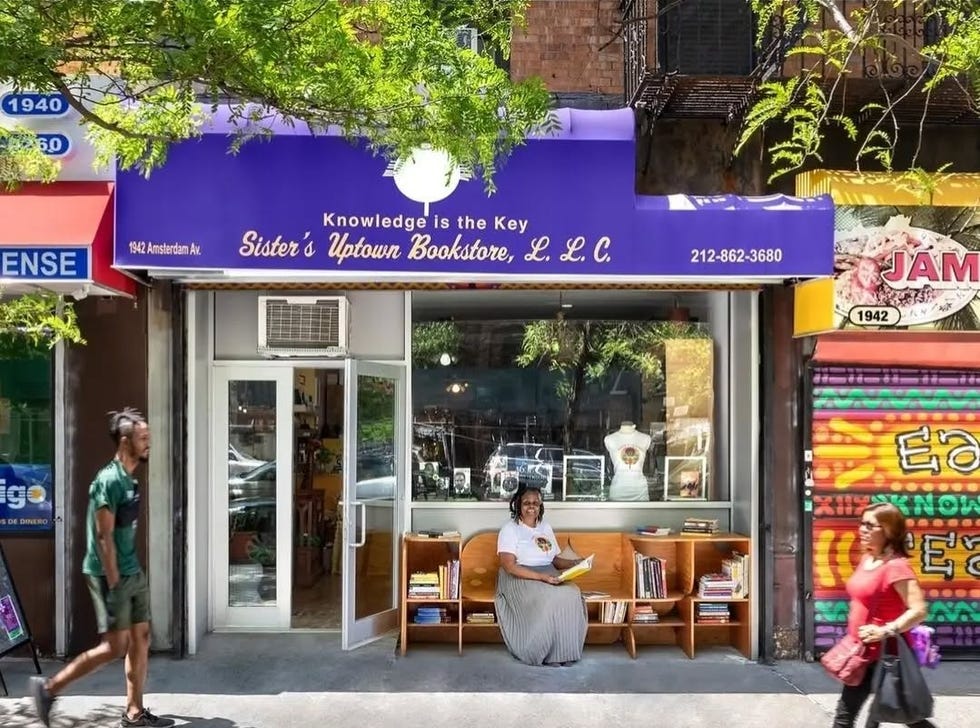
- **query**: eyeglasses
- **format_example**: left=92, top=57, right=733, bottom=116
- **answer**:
left=858, top=520, right=881, bottom=531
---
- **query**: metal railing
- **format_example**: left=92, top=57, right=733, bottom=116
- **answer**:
left=623, top=0, right=945, bottom=103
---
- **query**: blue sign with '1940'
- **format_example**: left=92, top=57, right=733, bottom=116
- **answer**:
left=0, top=247, right=89, bottom=280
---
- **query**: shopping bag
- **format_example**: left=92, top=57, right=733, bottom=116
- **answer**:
left=820, top=633, right=873, bottom=686
left=869, top=634, right=934, bottom=724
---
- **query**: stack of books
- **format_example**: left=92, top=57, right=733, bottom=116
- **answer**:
left=696, top=602, right=731, bottom=624
left=408, top=559, right=460, bottom=599
left=635, top=525, right=671, bottom=536
left=465, top=611, right=495, bottom=625
left=698, top=573, right=736, bottom=599
left=413, top=606, right=452, bottom=624
left=722, top=551, right=750, bottom=598
left=632, top=604, right=660, bottom=624
left=408, top=572, right=441, bottom=599
left=682, top=518, right=719, bottom=535
left=634, top=553, right=668, bottom=598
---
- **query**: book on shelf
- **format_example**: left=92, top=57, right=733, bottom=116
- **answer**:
left=633, top=604, right=660, bottom=624
left=410, top=529, right=461, bottom=538
left=599, top=600, right=629, bottom=624
left=698, top=573, right=735, bottom=599
left=635, top=525, right=671, bottom=536
left=408, top=559, right=460, bottom=599
left=634, top=553, right=669, bottom=598
left=557, top=553, right=594, bottom=582
left=696, top=602, right=731, bottom=623
left=722, top=551, right=750, bottom=598
left=465, top=611, right=496, bottom=624
left=580, top=590, right=611, bottom=600
left=682, top=518, right=719, bottom=535
left=413, top=606, right=453, bottom=624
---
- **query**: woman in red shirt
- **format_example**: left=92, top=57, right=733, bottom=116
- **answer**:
left=833, top=502, right=936, bottom=728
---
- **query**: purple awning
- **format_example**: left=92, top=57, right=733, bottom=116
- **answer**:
left=114, top=107, right=833, bottom=281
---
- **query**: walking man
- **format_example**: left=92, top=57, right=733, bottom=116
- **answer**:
left=31, top=409, right=172, bottom=727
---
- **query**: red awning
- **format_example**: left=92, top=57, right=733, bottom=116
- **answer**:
left=0, top=181, right=137, bottom=297
left=814, top=332, right=980, bottom=369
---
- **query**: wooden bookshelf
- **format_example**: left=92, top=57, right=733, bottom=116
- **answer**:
left=399, top=534, right=462, bottom=656
left=402, top=530, right=752, bottom=660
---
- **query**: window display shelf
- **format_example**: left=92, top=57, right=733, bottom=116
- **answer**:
left=409, top=500, right=733, bottom=509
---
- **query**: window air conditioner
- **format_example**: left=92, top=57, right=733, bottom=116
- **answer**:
left=257, top=295, right=349, bottom=358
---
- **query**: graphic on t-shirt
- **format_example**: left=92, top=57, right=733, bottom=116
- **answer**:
left=535, top=536, right=553, bottom=552
left=620, top=445, right=640, bottom=468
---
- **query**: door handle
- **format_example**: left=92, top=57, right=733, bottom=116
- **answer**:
left=351, top=501, right=367, bottom=547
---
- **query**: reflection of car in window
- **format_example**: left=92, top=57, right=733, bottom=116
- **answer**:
left=482, top=443, right=603, bottom=499
left=227, top=445, right=267, bottom=477
left=228, top=460, right=396, bottom=501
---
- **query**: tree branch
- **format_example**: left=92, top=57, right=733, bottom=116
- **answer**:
left=47, top=73, right=170, bottom=143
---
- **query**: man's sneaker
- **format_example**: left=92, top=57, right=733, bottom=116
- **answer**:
left=120, top=708, right=175, bottom=727
left=29, top=676, right=55, bottom=727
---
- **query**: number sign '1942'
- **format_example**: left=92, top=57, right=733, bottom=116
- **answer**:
left=0, top=91, right=69, bottom=117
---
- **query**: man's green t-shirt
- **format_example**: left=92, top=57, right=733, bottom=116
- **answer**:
left=82, top=459, right=142, bottom=577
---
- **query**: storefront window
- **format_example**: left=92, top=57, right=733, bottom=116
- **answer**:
left=0, top=349, right=53, bottom=532
left=411, top=291, right=726, bottom=503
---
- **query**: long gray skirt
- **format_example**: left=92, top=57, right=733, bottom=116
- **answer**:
left=494, top=566, right=588, bottom=666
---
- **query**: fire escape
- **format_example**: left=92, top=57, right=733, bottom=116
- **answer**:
left=622, top=1, right=978, bottom=130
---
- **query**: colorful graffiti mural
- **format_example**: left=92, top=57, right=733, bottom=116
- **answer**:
left=811, top=366, right=980, bottom=653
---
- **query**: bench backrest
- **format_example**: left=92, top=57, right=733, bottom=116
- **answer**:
left=460, top=529, right=632, bottom=601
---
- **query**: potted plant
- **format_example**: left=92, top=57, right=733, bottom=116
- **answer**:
left=294, top=531, right=323, bottom=588
left=247, top=535, right=277, bottom=601
left=229, top=510, right=258, bottom=563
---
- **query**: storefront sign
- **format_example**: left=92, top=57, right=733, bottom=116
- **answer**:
left=0, top=81, right=113, bottom=182
left=810, top=365, right=980, bottom=653
left=114, top=111, right=834, bottom=280
left=794, top=172, right=980, bottom=335
left=0, top=246, right=89, bottom=281
left=0, top=465, right=52, bottom=532
left=0, top=544, right=31, bottom=655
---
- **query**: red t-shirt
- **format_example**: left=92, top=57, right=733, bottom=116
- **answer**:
left=845, top=556, right=916, bottom=649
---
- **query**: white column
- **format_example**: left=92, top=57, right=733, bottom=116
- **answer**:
left=147, top=286, right=173, bottom=650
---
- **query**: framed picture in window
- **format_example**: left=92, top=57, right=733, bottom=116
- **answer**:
left=452, top=467, right=471, bottom=497
left=664, top=456, right=707, bottom=500
left=562, top=455, right=605, bottom=500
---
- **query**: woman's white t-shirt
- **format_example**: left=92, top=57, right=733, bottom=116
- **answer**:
left=497, top=519, right=559, bottom=567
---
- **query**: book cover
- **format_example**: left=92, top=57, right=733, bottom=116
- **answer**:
left=557, top=553, right=595, bottom=582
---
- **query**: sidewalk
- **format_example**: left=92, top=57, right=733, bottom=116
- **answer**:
left=0, top=634, right=975, bottom=727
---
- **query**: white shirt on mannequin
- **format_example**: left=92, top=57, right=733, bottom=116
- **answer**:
left=604, top=422, right=651, bottom=501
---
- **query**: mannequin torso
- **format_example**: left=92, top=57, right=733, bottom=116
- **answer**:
left=604, top=423, right=652, bottom=501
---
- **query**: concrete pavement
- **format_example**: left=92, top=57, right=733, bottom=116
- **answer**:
left=0, top=634, right=975, bottom=727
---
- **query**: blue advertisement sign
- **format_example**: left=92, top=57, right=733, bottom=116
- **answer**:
left=114, top=109, right=835, bottom=280
left=0, top=247, right=89, bottom=281
left=0, top=462, right=52, bottom=532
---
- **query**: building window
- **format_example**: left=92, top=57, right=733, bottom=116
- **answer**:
left=0, top=350, right=53, bottom=532
left=411, top=291, right=728, bottom=503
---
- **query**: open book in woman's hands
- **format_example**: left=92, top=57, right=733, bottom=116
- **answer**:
left=557, top=554, right=595, bottom=582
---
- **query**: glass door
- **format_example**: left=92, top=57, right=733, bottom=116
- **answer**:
left=212, top=366, right=293, bottom=630
left=342, top=361, right=405, bottom=649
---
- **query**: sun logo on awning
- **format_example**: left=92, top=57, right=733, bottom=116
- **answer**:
left=383, top=146, right=472, bottom=216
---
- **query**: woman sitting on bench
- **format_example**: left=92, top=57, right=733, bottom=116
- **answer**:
left=495, top=485, right=588, bottom=666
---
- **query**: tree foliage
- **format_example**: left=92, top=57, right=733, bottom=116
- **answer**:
left=0, top=292, right=84, bottom=357
left=515, top=318, right=710, bottom=453
left=0, top=0, right=553, bottom=187
left=740, top=0, right=979, bottom=180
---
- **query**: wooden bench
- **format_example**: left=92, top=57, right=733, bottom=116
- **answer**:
left=402, top=529, right=752, bottom=659
left=460, top=530, right=634, bottom=649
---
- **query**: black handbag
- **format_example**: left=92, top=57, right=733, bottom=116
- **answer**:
left=869, top=633, right=935, bottom=724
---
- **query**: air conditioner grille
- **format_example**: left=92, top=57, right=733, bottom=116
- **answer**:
left=263, top=299, right=341, bottom=349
